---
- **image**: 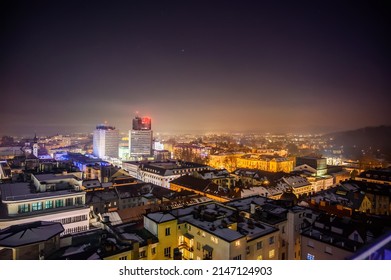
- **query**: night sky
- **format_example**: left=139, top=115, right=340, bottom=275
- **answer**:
left=1, top=0, right=390, bottom=135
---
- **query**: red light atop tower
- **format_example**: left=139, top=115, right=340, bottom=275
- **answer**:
left=133, top=115, right=152, bottom=130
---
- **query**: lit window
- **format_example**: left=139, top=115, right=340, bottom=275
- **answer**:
left=235, top=240, right=240, bottom=246
left=268, top=249, right=275, bottom=259
left=45, top=200, right=53, bottom=209
left=307, top=253, right=315, bottom=260
left=55, top=199, right=64, bottom=208
left=32, top=202, right=43, bottom=211
left=211, top=236, right=219, bottom=244
left=18, top=204, right=30, bottom=213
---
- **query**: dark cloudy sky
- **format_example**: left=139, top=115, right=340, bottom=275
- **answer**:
left=1, top=0, right=390, bottom=135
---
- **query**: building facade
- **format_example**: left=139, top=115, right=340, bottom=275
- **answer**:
left=236, top=155, right=294, bottom=173
left=128, top=116, right=153, bottom=159
left=0, top=173, right=89, bottom=235
left=93, top=124, right=119, bottom=159
left=144, top=202, right=279, bottom=260
left=296, top=156, right=327, bottom=176
left=122, top=160, right=212, bottom=188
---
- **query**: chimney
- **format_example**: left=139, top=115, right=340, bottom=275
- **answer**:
left=250, top=203, right=256, bottom=214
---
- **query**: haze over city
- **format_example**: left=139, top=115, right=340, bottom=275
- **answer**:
left=2, top=1, right=391, bottom=265
left=1, top=0, right=390, bottom=135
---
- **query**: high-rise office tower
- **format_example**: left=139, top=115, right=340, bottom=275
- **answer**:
left=93, top=124, right=119, bottom=159
left=129, top=116, right=153, bottom=158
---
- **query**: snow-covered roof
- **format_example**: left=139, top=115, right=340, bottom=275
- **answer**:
left=146, top=212, right=176, bottom=223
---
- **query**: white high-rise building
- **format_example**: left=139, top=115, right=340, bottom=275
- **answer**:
left=93, top=124, right=119, bottom=159
left=128, top=116, right=153, bottom=158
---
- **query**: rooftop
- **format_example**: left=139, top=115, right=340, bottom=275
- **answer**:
left=226, top=196, right=270, bottom=212
left=33, top=173, right=82, bottom=182
left=171, top=175, right=217, bottom=192
left=1, top=183, right=84, bottom=202
left=0, top=221, right=64, bottom=247
left=146, top=212, right=176, bottom=223
left=113, top=222, right=159, bottom=246
left=358, top=168, right=391, bottom=182
left=238, top=219, right=279, bottom=241
left=86, top=189, right=118, bottom=204
left=124, top=160, right=211, bottom=176
left=47, top=228, right=132, bottom=260
left=226, top=195, right=291, bottom=225
left=232, top=168, right=289, bottom=183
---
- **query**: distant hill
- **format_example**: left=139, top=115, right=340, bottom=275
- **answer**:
left=325, top=126, right=391, bottom=161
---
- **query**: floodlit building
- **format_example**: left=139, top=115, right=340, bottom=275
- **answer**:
left=129, top=116, right=153, bottom=158
left=93, top=124, right=119, bottom=159
left=122, top=160, right=212, bottom=188
left=237, top=154, right=294, bottom=173
left=296, top=156, right=327, bottom=176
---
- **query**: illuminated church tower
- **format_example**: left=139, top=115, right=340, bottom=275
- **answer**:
left=32, top=133, right=39, bottom=158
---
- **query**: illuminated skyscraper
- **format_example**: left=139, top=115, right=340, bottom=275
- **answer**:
left=129, top=116, right=153, bottom=158
left=93, top=124, right=119, bottom=159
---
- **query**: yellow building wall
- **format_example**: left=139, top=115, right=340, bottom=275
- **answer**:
left=236, top=157, right=294, bottom=173
left=156, top=219, right=178, bottom=260
left=103, top=250, right=134, bottom=260
left=359, top=196, right=372, bottom=213
left=292, top=185, right=312, bottom=197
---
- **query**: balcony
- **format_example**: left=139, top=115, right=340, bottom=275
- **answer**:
left=178, top=242, right=194, bottom=252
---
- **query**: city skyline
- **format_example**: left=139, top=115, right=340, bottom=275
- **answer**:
left=2, top=1, right=390, bottom=135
